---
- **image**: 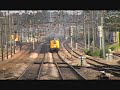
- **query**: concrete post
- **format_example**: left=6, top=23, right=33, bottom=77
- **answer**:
left=119, top=31, right=120, bottom=46
left=87, top=14, right=90, bottom=50
left=33, top=37, right=35, bottom=50
left=9, top=12, right=13, bottom=57
left=88, top=22, right=90, bottom=50
left=0, top=18, right=4, bottom=61
left=70, top=26, right=73, bottom=59
left=92, top=11, right=95, bottom=51
left=12, top=16, right=15, bottom=54
left=4, top=15, right=8, bottom=59
left=101, top=13, right=106, bottom=60
left=83, top=12, right=87, bottom=49
left=98, top=26, right=102, bottom=49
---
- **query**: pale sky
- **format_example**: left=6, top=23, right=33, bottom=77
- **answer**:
left=1, top=10, right=38, bottom=15
left=1, top=10, right=82, bottom=15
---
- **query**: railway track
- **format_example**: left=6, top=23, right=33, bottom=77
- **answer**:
left=63, top=41, right=81, bottom=59
left=113, top=53, right=120, bottom=57
left=63, top=41, right=120, bottom=78
left=17, top=42, right=48, bottom=80
left=65, top=41, right=120, bottom=68
left=0, top=46, right=20, bottom=60
left=0, top=43, right=31, bottom=60
left=52, top=52, right=86, bottom=80
left=77, top=42, right=120, bottom=69
left=0, top=44, right=33, bottom=68
left=36, top=43, right=48, bottom=80
left=0, top=43, right=33, bottom=80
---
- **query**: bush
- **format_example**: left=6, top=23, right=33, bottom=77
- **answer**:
left=110, top=46, right=115, bottom=51
left=100, top=48, right=109, bottom=58
left=109, top=44, right=120, bottom=51
left=100, top=49, right=103, bottom=58
left=84, top=43, right=120, bottom=58
left=91, top=50, right=100, bottom=57
left=84, top=48, right=109, bottom=58
left=84, top=49, right=87, bottom=53
left=84, top=49, right=100, bottom=57
left=84, top=49, right=93, bottom=56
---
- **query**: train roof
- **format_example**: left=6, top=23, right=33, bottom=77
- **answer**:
left=50, top=38, right=59, bottom=41
left=54, top=38, right=59, bottom=40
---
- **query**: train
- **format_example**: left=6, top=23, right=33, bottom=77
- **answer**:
left=49, top=38, right=60, bottom=52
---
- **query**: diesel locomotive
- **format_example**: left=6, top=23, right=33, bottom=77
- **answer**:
left=49, top=38, right=60, bottom=52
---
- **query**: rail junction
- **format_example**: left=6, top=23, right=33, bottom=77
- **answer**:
left=0, top=10, right=120, bottom=80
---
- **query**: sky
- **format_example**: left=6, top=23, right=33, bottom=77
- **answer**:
left=1, top=10, right=37, bottom=15
left=0, top=10, right=82, bottom=15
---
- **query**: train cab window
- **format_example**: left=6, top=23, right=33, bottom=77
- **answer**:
left=53, top=40, right=56, bottom=44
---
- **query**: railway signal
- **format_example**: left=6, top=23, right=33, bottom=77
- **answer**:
left=32, top=35, right=35, bottom=50
left=69, top=26, right=75, bottom=59
left=70, top=26, right=74, bottom=36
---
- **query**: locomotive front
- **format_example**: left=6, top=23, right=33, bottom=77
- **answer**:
left=50, top=38, right=60, bottom=52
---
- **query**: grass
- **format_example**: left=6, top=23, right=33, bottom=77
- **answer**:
left=107, top=43, right=120, bottom=51
left=84, top=49, right=101, bottom=57
left=84, top=49, right=98, bottom=56
left=84, top=47, right=109, bottom=58
left=84, top=43, right=120, bottom=58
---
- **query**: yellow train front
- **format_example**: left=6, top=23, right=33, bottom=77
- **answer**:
left=50, top=39, right=60, bottom=52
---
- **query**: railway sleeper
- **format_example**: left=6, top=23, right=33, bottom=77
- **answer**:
left=56, top=62, right=66, bottom=64
left=72, top=65, right=81, bottom=69
left=58, top=66, right=73, bottom=68
left=33, top=62, right=54, bottom=64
